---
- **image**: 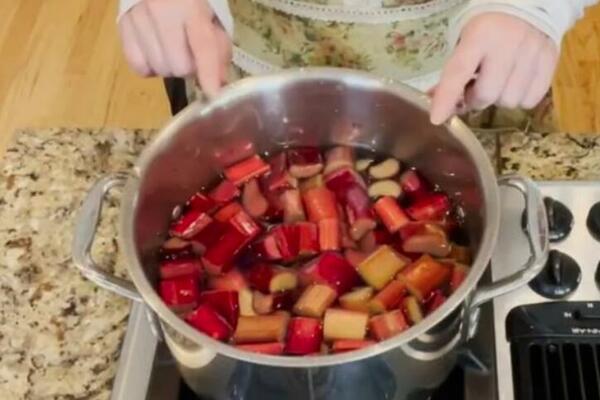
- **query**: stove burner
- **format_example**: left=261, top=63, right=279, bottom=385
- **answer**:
left=521, top=197, right=573, bottom=242
left=586, top=202, right=600, bottom=241
left=529, top=250, right=581, bottom=299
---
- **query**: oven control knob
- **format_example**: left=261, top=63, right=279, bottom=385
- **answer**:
left=522, top=197, right=573, bottom=243
left=529, top=250, right=581, bottom=299
left=587, top=202, right=600, bottom=241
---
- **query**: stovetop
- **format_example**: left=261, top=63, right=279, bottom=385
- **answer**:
left=110, top=181, right=600, bottom=400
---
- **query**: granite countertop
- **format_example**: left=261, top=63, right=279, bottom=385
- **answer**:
left=1, top=127, right=599, bottom=400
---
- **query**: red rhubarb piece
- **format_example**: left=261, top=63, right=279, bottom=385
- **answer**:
left=299, top=252, right=360, bottom=295
left=236, top=342, right=285, bottom=355
left=374, top=196, right=410, bottom=233
left=212, top=137, right=256, bottom=168
left=344, top=185, right=376, bottom=240
left=185, top=304, right=232, bottom=341
left=368, top=280, right=407, bottom=314
left=449, top=262, right=469, bottom=292
left=287, top=147, right=324, bottom=179
left=369, top=310, right=409, bottom=341
left=297, top=222, right=319, bottom=257
left=398, top=255, right=452, bottom=300
left=402, top=232, right=451, bottom=258
left=405, top=193, right=451, bottom=221
left=325, top=167, right=367, bottom=194
left=281, top=189, right=306, bottom=223
left=159, top=276, right=200, bottom=313
left=187, top=193, right=217, bottom=213
left=202, top=225, right=247, bottom=275
left=302, top=187, right=338, bottom=222
left=272, top=224, right=300, bottom=262
left=169, top=208, right=213, bottom=239
left=262, top=152, right=298, bottom=192
left=214, top=202, right=244, bottom=222
left=208, top=269, right=248, bottom=291
left=251, top=234, right=283, bottom=261
left=344, top=249, right=370, bottom=269
left=318, top=219, right=340, bottom=251
left=399, top=169, right=429, bottom=200
left=331, top=339, right=375, bottom=353
left=198, top=290, right=239, bottom=328
left=189, top=220, right=228, bottom=254
left=229, top=210, right=262, bottom=239
left=210, top=180, right=240, bottom=205
left=247, top=263, right=298, bottom=294
left=324, top=146, right=354, bottom=175
left=242, top=179, right=269, bottom=219
left=285, top=317, right=323, bottom=355
left=225, top=155, right=271, bottom=186
left=159, top=258, right=203, bottom=280
left=425, top=289, right=447, bottom=314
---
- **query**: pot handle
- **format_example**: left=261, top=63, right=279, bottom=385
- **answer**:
left=72, top=173, right=143, bottom=302
left=464, top=175, right=549, bottom=339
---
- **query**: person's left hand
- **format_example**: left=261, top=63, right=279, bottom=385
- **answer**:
left=430, top=12, right=559, bottom=125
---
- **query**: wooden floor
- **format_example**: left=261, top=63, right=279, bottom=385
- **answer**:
left=0, top=0, right=599, bottom=155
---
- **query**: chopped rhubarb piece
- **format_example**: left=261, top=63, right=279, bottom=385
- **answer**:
left=202, top=226, right=247, bottom=275
left=297, top=222, right=319, bottom=257
left=331, top=339, right=375, bottom=353
left=287, top=147, right=324, bottom=178
left=293, top=284, right=337, bottom=318
left=324, top=146, right=354, bottom=175
left=160, top=258, right=203, bottom=280
left=448, top=244, right=472, bottom=265
left=359, top=227, right=394, bottom=253
left=357, top=245, right=409, bottom=289
left=344, top=249, right=370, bottom=269
left=247, top=263, right=298, bottom=294
left=208, top=269, right=247, bottom=291
left=402, top=232, right=451, bottom=258
left=425, top=290, right=447, bottom=314
left=198, top=290, right=239, bottom=328
left=233, top=312, right=290, bottom=344
left=399, top=221, right=447, bottom=241
left=253, top=291, right=275, bottom=315
left=251, top=234, right=283, bottom=261
left=214, top=202, right=244, bottom=222
left=159, top=276, right=200, bottom=312
left=339, top=216, right=357, bottom=249
left=160, top=238, right=195, bottom=260
left=242, top=179, right=269, bottom=218
left=318, top=219, right=340, bottom=251
left=209, top=180, right=240, bottom=205
left=186, top=304, right=232, bottom=341
left=325, top=167, right=367, bottom=194
left=272, top=224, right=300, bottom=262
left=239, top=288, right=257, bottom=316
left=450, top=262, right=469, bottom=292
left=285, top=317, right=323, bottom=355
left=229, top=210, right=262, bottom=239
left=299, top=252, right=360, bottom=295
left=262, top=152, right=298, bottom=192
left=399, top=169, right=429, bottom=200
left=225, top=155, right=271, bottom=186
left=374, top=196, right=410, bottom=233
left=339, top=287, right=374, bottom=313
left=398, top=255, right=452, bottom=300
left=212, top=137, right=256, bottom=168
left=324, top=309, right=369, bottom=341
left=169, top=208, right=213, bottom=239
left=299, top=174, right=324, bottom=192
left=236, top=342, right=285, bottom=355
left=369, top=310, right=409, bottom=341
left=187, top=193, right=217, bottom=213
left=406, top=193, right=451, bottom=221
left=281, top=189, right=306, bottom=223
left=368, top=280, right=407, bottom=314
left=302, top=187, right=338, bottom=222
left=369, top=159, right=401, bottom=180
left=404, top=296, right=424, bottom=324
left=344, top=185, right=377, bottom=240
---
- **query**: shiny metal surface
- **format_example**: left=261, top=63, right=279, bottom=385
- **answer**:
left=72, top=69, right=550, bottom=399
left=491, top=181, right=600, bottom=400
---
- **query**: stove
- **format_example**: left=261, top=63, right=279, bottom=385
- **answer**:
left=109, top=181, right=600, bottom=400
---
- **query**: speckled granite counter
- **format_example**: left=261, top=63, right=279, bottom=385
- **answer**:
left=0, top=127, right=598, bottom=400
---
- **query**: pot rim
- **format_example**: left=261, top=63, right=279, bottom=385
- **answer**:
left=120, top=68, right=500, bottom=368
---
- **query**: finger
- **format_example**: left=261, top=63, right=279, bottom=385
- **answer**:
left=185, top=2, right=222, bottom=97
left=430, top=38, right=485, bottom=124
left=146, top=1, right=194, bottom=77
left=214, top=26, right=233, bottom=85
left=130, top=4, right=170, bottom=76
left=521, top=40, right=558, bottom=109
left=119, top=14, right=152, bottom=76
left=498, top=31, right=545, bottom=108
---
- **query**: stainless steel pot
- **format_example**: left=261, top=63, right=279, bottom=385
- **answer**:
left=72, top=69, right=549, bottom=400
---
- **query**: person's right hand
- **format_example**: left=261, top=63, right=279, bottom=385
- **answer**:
left=119, top=0, right=231, bottom=97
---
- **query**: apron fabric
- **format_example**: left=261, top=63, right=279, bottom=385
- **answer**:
left=186, top=0, right=466, bottom=102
